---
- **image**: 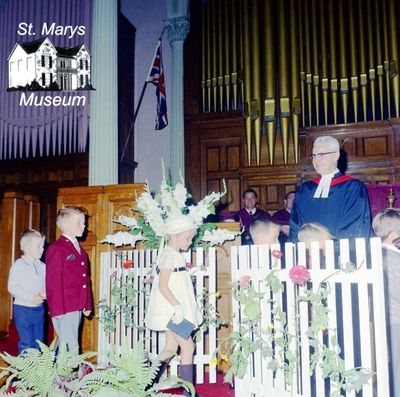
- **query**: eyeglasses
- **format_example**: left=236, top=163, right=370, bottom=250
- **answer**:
left=309, top=151, right=337, bottom=160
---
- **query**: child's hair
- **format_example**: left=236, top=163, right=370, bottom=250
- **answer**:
left=372, top=208, right=400, bottom=240
left=250, top=218, right=280, bottom=243
left=20, top=229, right=44, bottom=253
left=56, top=206, right=86, bottom=228
left=298, top=222, right=334, bottom=242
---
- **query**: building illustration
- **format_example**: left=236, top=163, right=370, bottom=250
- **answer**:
left=7, top=37, right=91, bottom=90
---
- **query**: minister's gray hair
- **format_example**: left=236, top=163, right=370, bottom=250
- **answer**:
left=313, top=136, right=340, bottom=153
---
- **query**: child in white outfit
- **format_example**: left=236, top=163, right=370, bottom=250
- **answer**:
left=145, top=215, right=203, bottom=396
left=8, top=229, right=46, bottom=353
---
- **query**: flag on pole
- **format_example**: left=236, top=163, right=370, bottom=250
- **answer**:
left=146, top=40, right=168, bottom=130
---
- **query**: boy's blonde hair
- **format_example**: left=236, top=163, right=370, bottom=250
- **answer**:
left=20, top=229, right=44, bottom=253
left=298, top=222, right=334, bottom=243
left=250, top=219, right=280, bottom=244
left=372, top=208, right=400, bottom=240
left=56, top=206, right=86, bottom=228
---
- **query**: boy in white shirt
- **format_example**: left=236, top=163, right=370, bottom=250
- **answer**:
left=8, top=229, right=46, bottom=353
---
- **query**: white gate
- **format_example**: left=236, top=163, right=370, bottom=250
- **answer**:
left=98, top=247, right=218, bottom=383
left=231, top=238, right=390, bottom=397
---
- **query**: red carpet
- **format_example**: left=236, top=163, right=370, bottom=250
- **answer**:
left=0, top=322, right=234, bottom=397
left=161, top=372, right=234, bottom=397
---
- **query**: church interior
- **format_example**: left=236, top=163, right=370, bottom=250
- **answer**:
left=0, top=0, right=400, bottom=395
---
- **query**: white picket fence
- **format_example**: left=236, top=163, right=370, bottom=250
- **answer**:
left=97, top=247, right=218, bottom=384
left=231, top=237, right=390, bottom=397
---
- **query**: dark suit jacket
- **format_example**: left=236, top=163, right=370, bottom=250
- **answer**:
left=45, top=235, right=93, bottom=317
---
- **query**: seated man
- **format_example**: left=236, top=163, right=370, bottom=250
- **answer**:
left=250, top=219, right=280, bottom=246
left=272, top=191, right=295, bottom=245
left=235, top=188, right=271, bottom=245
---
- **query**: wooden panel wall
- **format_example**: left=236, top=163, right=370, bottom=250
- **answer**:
left=185, top=114, right=400, bottom=214
left=0, top=193, right=40, bottom=333
left=56, top=184, right=146, bottom=353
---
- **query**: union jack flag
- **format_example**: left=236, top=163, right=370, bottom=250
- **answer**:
left=146, top=40, right=168, bottom=130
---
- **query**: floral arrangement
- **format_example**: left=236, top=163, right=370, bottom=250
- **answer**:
left=102, top=164, right=239, bottom=250
left=215, top=252, right=372, bottom=397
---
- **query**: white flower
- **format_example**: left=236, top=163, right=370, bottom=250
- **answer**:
left=173, top=182, right=188, bottom=209
left=116, top=215, right=138, bottom=229
left=136, top=187, right=165, bottom=236
left=101, top=231, right=143, bottom=247
left=201, top=228, right=239, bottom=246
left=188, top=202, right=212, bottom=226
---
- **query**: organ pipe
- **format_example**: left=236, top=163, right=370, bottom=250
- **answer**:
left=200, top=0, right=400, bottom=165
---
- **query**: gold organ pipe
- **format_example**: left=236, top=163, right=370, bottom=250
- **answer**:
left=367, top=0, right=376, bottom=120
left=319, top=0, right=328, bottom=125
left=348, top=0, right=358, bottom=123
left=290, top=0, right=300, bottom=163
left=382, top=0, right=391, bottom=118
left=242, top=0, right=252, bottom=165
left=328, top=0, right=338, bottom=124
left=278, top=0, right=290, bottom=164
left=263, top=0, right=276, bottom=165
left=311, top=0, right=320, bottom=126
left=374, top=0, right=384, bottom=119
left=224, top=0, right=230, bottom=111
left=201, top=2, right=206, bottom=113
left=338, top=0, right=348, bottom=123
left=250, top=0, right=262, bottom=165
left=357, top=0, right=367, bottom=121
left=304, top=0, right=312, bottom=126
left=206, top=3, right=211, bottom=113
left=298, top=1, right=305, bottom=127
left=217, top=0, right=224, bottom=111
left=388, top=0, right=399, bottom=117
left=238, top=0, right=244, bottom=113
left=211, top=1, right=217, bottom=112
left=231, top=0, right=238, bottom=110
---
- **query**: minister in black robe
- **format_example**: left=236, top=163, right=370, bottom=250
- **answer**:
left=289, top=136, right=372, bottom=242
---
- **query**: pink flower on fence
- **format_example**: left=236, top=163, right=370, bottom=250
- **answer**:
left=143, top=276, right=153, bottom=284
left=110, top=270, right=117, bottom=279
left=186, top=262, right=194, bottom=269
left=289, top=265, right=310, bottom=286
left=272, top=250, right=283, bottom=259
left=239, top=275, right=251, bottom=289
left=122, top=260, right=133, bottom=269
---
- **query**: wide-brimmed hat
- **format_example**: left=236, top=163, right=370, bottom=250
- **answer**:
left=164, top=214, right=197, bottom=235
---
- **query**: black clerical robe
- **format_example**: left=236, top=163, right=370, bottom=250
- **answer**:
left=289, top=173, right=372, bottom=242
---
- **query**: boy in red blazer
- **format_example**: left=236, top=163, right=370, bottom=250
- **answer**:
left=45, top=206, right=93, bottom=354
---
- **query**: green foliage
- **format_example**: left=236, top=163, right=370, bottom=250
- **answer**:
left=0, top=342, right=95, bottom=396
left=0, top=341, right=185, bottom=396
left=98, top=269, right=148, bottom=335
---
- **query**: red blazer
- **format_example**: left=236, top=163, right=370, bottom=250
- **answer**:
left=45, top=235, right=93, bottom=317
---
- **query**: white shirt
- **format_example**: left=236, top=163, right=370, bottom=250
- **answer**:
left=8, top=256, right=46, bottom=307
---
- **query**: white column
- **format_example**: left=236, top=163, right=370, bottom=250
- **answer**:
left=165, top=1, right=190, bottom=183
left=89, top=0, right=118, bottom=185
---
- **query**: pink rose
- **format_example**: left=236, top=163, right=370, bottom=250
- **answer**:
left=272, top=250, right=283, bottom=259
left=110, top=270, right=117, bottom=279
left=289, top=265, right=310, bottom=286
left=239, top=275, right=251, bottom=289
left=186, top=262, right=194, bottom=269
